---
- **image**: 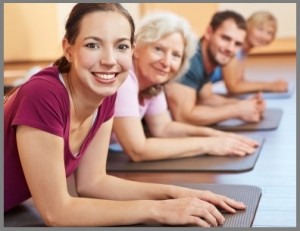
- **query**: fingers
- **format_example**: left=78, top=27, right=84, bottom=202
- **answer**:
left=169, top=198, right=225, bottom=227
left=187, top=216, right=211, bottom=227
left=191, top=200, right=224, bottom=226
left=228, top=139, right=256, bottom=156
left=219, top=196, right=246, bottom=212
left=230, top=133, right=259, bottom=147
left=199, top=191, right=246, bottom=214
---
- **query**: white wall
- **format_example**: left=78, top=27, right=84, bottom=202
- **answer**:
left=219, top=3, right=296, bottom=38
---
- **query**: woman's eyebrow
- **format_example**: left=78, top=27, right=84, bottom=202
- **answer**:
left=83, top=36, right=130, bottom=43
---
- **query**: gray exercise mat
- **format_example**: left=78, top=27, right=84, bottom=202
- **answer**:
left=237, top=83, right=294, bottom=100
left=4, top=199, right=45, bottom=227
left=4, top=184, right=261, bottom=228
left=212, top=80, right=294, bottom=99
left=211, top=108, right=282, bottom=131
left=124, top=184, right=262, bottom=228
left=107, top=135, right=264, bottom=172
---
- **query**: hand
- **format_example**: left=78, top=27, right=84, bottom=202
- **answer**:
left=214, top=130, right=259, bottom=147
left=158, top=187, right=246, bottom=227
left=269, top=80, right=288, bottom=92
left=207, top=136, right=256, bottom=156
left=236, top=99, right=261, bottom=122
left=154, top=197, right=224, bottom=227
left=252, top=92, right=266, bottom=118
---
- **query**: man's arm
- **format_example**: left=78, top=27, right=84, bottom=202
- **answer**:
left=166, top=82, right=261, bottom=126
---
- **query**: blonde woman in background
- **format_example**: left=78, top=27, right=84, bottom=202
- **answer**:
left=211, top=11, right=288, bottom=94
left=110, top=12, right=258, bottom=162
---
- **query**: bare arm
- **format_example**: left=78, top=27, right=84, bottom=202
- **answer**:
left=199, top=82, right=239, bottom=106
left=16, top=120, right=247, bottom=227
left=144, top=110, right=218, bottom=138
left=16, top=124, right=161, bottom=226
left=113, top=109, right=257, bottom=162
left=223, top=56, right=288, bottom=94
left=144, top=109, right=258, bottom=147
left=166, top=82, right=261, bottom=126
left=113, top=115, right=213, bottom=161
left=76, top=119, right=247, bottom=227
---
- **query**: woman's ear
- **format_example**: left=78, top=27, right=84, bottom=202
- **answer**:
left=133, top=45, right=141, bottom=59
left=62, top=38, right=72, bottom=62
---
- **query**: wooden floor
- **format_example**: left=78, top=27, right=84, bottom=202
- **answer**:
left=109, top=54, right=297, bottom=227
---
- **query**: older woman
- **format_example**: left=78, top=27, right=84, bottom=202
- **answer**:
left=211, top=11, right=288, bottom=94
left=110, top=12, right=258, bottom=162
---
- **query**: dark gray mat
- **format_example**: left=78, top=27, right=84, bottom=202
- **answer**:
left=211, top=108, right=282, bottom=131
left=4, top=184, right=261, bottom=228
left=121, top=184, right=262, bottom=228
left=107, top=135, right=264, bottom=172
left=4, top=199, right=45, bottom=227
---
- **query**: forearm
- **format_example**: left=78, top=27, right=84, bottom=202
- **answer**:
left=184, top=103, right=241, bottom=126
left=161, top=120, right=217, bottom=137
left=227, top=80, right=269, bottom=94
left=201, top=94, right=239, bottom=106
left=44, top=196, right=159, bottom=226
left=124, top=136, right=212, bottom=162
left=79, top=174, right=176, bottom=201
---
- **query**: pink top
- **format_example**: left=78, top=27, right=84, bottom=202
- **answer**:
left=110, top=67, right=167, bottom=144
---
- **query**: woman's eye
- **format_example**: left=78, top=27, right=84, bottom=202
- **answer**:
left=173, top=53, right=182, bottom=59
left=118, top=44, right=130, bottom=50
left=154, top=46, right=162, bottom=52
left=85, top=43, right=99, bottom=49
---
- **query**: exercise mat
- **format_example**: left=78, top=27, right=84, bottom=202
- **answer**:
left=107, top=135, right=264, bottom=172
left=4, top=184, right=261, bottom=228
left=211, top=108, right=282, bottom=131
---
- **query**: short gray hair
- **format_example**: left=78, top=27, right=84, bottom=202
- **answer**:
left=135, top=11, right=197, bottom=80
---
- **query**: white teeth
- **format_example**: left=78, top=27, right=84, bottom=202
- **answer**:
left=95, top=73, right=115, bottom=80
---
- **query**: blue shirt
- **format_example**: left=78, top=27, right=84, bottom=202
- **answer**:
left=178, top=41, right=211, bottom=92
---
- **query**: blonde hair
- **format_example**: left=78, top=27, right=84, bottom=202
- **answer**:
left=135, top=11, right=197, bottom=81
left=247, top=11, right=277, bottom=40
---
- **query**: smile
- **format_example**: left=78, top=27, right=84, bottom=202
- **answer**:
left=93, top=73, right=117, bottom=80
left=153, top=68, right=168, bottom=75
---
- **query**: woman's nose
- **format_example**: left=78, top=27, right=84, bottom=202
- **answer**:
left=100, top=48, right=117, bottom=65
left=160, top=53, right=171, bottom=68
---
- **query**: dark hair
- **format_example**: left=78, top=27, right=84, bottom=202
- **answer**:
left=53, top=3, right=135, bottom=73
left=210, top=10, right=246, bottom=32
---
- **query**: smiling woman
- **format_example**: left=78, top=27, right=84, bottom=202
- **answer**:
left=4, top=3, right=249, bottom=227
left=110, top=11, right=259, bottom=163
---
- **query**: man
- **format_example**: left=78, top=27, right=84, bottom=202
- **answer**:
left=165, top=10, right=265, bottom=126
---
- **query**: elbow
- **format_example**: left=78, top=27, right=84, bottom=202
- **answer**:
left=42, top=209, right=67, bottom=227
left=169, top=108, right=187, bottom=123
left=127, top=151, right=145, bottom=162
left=124, top=146, right=151, bottom=162
left=226, top=83, right=243, bottom=95
left=227, top=87, right=240, bottom=95
left=38, top=197, right=74, bottom=226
